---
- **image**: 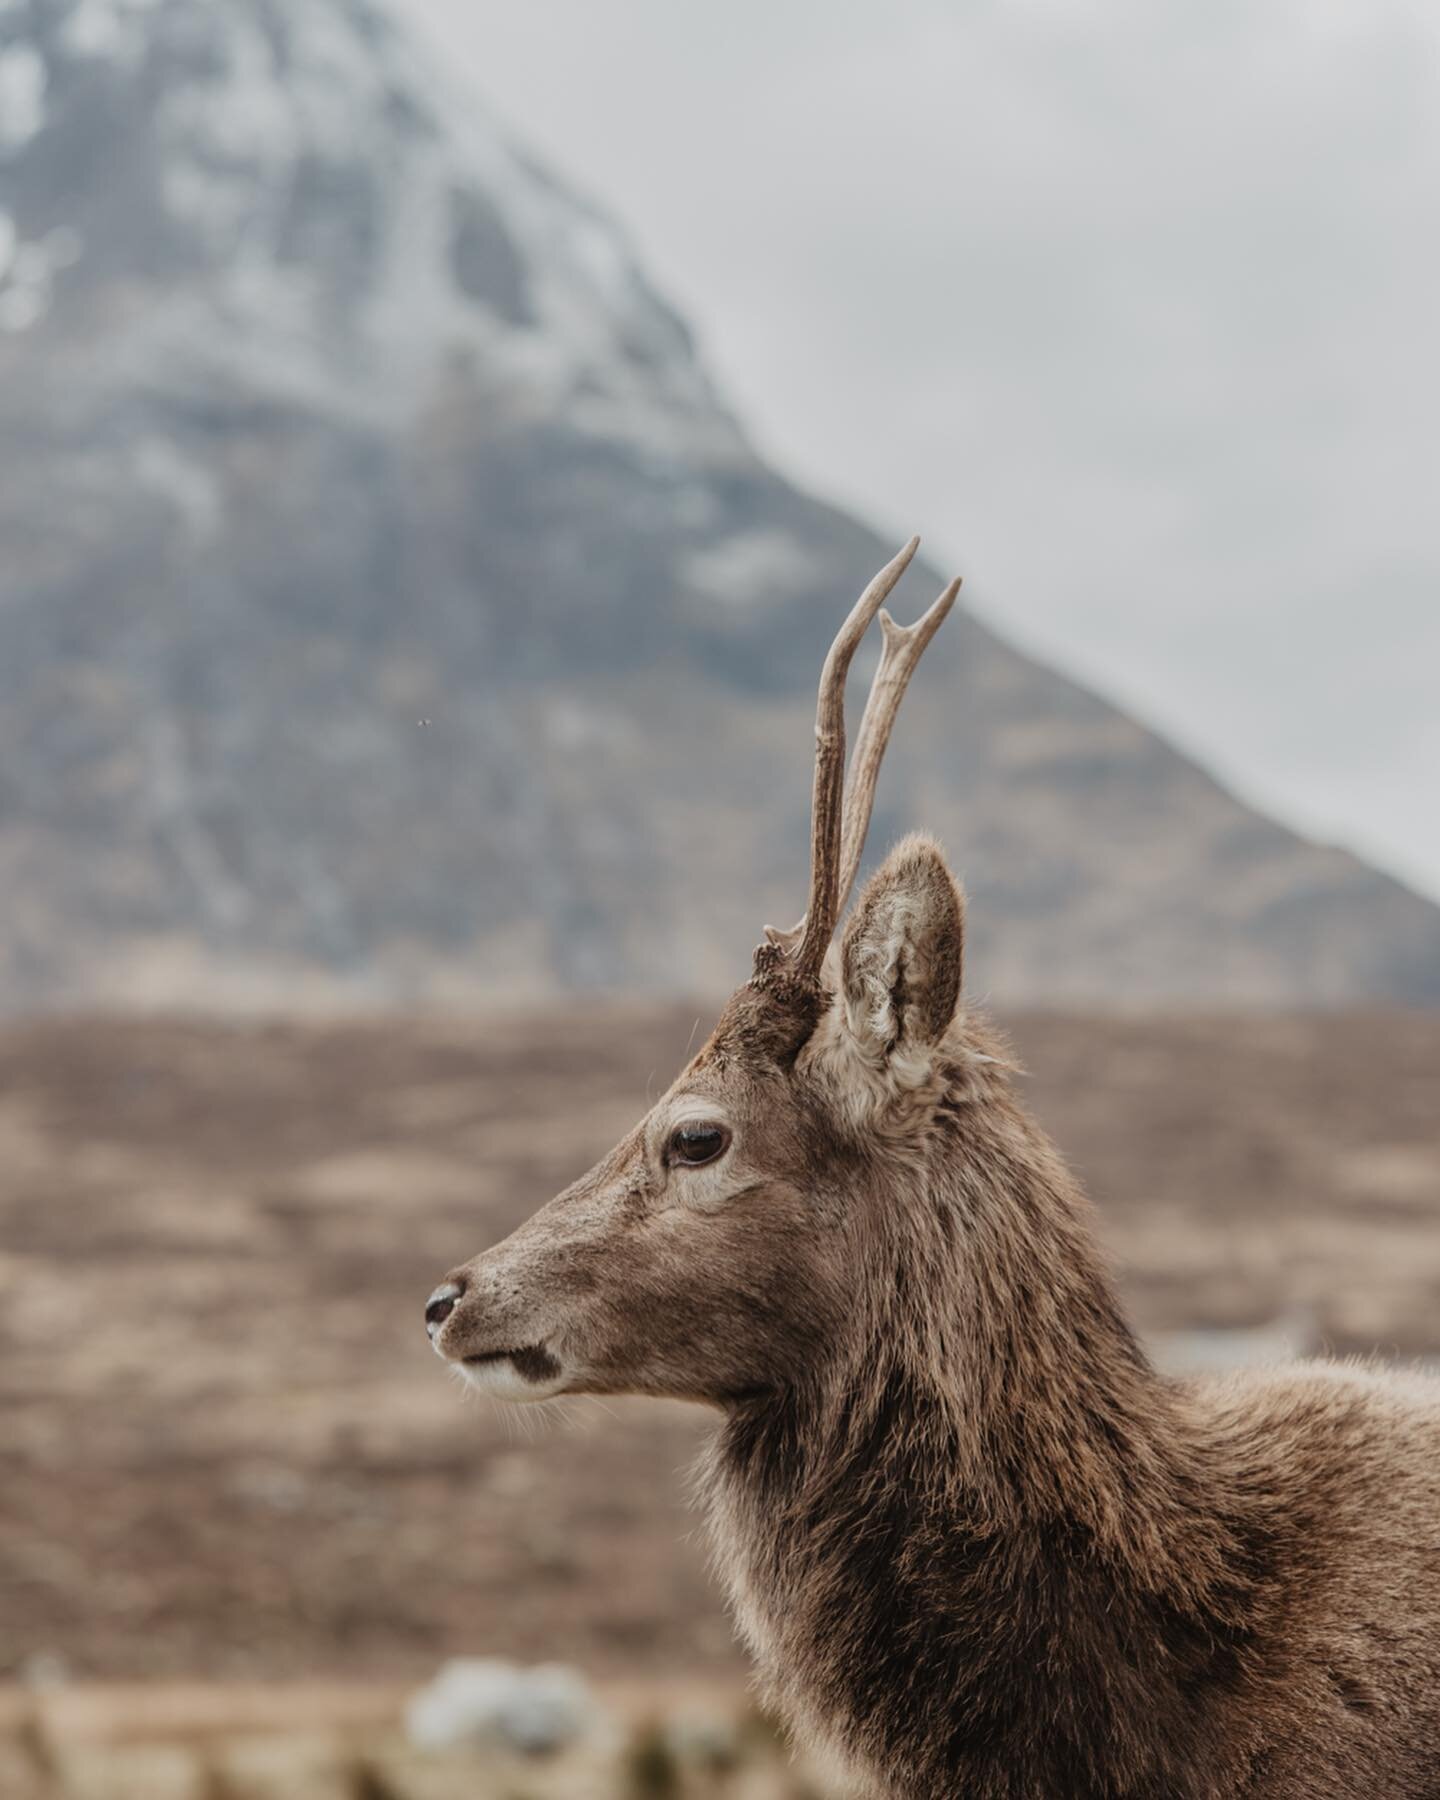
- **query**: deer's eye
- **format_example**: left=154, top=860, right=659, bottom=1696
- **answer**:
left=667, top=1122, right=731, bottom=1168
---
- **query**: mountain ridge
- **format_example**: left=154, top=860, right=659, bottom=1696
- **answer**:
left=1, top=0, right=1437, bottom=1011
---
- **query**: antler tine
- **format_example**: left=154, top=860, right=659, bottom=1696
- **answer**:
left=760, top=536, right=920, bottom=979
left=834, top=575, right=962, bottom=922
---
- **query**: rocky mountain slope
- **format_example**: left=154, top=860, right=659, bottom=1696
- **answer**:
left=1, top=0, right=1436, bottom=1009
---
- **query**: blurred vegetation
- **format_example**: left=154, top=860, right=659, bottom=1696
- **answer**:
left=0, top=1683, right=856, bottom=1800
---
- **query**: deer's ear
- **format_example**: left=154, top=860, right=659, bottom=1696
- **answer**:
left=829, top=834, right=964, bottom=1092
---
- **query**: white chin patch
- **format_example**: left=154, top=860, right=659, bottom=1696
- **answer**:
left=458, top=1355, right=564, bottom=1404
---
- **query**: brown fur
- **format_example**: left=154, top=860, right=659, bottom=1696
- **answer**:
left=431, top=835, right=1440, bottom=1798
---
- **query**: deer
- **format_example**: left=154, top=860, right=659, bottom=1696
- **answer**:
left=424, top=539, right=1440, bottom=1798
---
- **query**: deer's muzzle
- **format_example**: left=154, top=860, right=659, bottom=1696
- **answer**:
left=423, top=1269, right=567, bottom=1400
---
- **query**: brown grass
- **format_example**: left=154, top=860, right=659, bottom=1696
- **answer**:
left=0, top=1006, right=1435, bottom=1683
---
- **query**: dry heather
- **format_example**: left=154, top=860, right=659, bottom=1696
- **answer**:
left=0, top=1008, right=1436, bottom=1685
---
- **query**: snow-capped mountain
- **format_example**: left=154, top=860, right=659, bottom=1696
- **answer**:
left=1, top=0, right=1437, bottom=1010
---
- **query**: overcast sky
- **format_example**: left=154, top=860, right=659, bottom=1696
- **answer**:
left=402, top=0, right=1440, bottom=903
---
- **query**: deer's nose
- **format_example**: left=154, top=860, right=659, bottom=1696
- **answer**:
left=425, top=1279, right=465, bottom=1339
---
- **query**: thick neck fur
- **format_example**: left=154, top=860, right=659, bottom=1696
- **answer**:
left=701, top=1020, right=1289, bottom=1799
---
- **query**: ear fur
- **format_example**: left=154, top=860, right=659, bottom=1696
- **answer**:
left=807, top=833, right=964, bottom=1115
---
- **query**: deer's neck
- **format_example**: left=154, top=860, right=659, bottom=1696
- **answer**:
left=702, top=1075, right=1273, bottom=1798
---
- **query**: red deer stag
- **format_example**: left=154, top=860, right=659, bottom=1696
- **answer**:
left=425, top=539, right=1440, bottom=1798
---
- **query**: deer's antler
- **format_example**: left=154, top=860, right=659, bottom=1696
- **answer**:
left=834, top=576, right=961, bottom=921
left=757, top=539, right=960, bottom=985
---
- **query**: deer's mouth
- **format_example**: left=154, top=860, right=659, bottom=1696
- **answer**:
left=463, top=1344, right=561, bottom=1386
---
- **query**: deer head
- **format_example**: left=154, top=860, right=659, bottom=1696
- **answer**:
left=425, top=539, right=964, bottom=1406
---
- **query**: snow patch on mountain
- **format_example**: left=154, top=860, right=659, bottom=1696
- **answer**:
left=2, top=0, right=750, bottom=462
left=686, top=530, right=819, bottom=612
left=132, top=433, right=223, bottom=539
left=0, top=40, right=45, bottom=147
left=0, top=220, right=80, bottom=330
left=59, top=0, right=161, bottom=63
